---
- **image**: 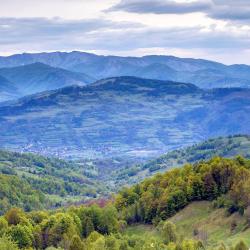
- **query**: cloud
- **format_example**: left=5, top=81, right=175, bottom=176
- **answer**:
left=209, top=1, right=250, bottom=21
left=0, top=17, right=142, bottom=45
left=108, top=0, right=250, bottom=23
left=0, top=17, right=249, bottom=53
left=0, top=10, right=250, bottom=64
left=108, top=0, right=211, bottom=14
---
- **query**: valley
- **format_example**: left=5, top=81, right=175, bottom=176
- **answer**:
left=1, top=0, right=250, bottom=248
left=0, top=52, right=249, bottom=250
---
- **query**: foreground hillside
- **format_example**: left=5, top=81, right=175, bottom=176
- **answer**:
left=1, top=134, right=250, bottom=210
left=126, top=201, right=250, bottom=248
left=1, top=77, right=250, bottom=159
left=112, top=135, right=250, bottom=186
left=1, top=51, right=250, bottom=89
left=0, top=157, right=249, bottom=249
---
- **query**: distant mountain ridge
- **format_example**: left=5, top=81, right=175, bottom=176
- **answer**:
left=0, top=76, right=250, bottom=159
left=1, top=51, right=250, bottom=89
left=0, top=62, right=94, bottom=100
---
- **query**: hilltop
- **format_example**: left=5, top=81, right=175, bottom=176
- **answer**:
left=0, top=77, right=249, bottom=159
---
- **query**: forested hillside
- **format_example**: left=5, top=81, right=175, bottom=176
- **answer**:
left=0, top=156, right=249, bottom=249
left=1, top=77, right=250, bottom=159
left=0, top=174, right=46, bottom=214
left=1, top=134, right=250, bottom=212
left=112, top=135, right=250, bottom=186
left=0, top=150, right=109, bottom=210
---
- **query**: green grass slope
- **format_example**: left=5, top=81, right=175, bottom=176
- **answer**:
left=124, top=201, right=250, bottom=249
left=168, top=201, right=250, bottom=248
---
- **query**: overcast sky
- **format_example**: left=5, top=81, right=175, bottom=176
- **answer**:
left=0, top=0, right=250, bottom=64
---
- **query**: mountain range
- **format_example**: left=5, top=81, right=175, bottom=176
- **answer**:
left=1, top=51, right=250, bottom=101
left=0, top=76, right=249, bottom=159
left=0, top=62, right=94, bottom=101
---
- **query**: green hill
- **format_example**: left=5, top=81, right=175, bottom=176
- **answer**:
left=112, top=135, right=250, bottom=186
left=0, top=156, right=249, bottom=249
left=0, top=174, right=46, bottom=215
left=115, top=156, right=250, bottom=249
left=125, top=201, right=250, bottom=249
left=0, top=150, right=109, bottom=207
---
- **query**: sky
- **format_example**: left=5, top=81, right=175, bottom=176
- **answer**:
left=0, top=0, right=250, bottom=64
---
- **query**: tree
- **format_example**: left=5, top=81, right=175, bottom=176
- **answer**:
left=98, top=205, right=118, bottom=234
left=218, top=243, right=227, bottom=250
left=7, top=224, right=33, bottom=249
left=4, top=208, right=25, bottom=225
left=105, top=234, right=119, bottom=250
left=234, top=241, right=248, bottom=250
left=69, top=235, right=86, bottom=250
left=161, top=221, right=177, bottom=244
left=87, top=231, right=105, bottom=250
left=0, top=236, right=19, bottom=250
left=40, top=213, right=79, bottom=248
left=0, top=217, right=8, bottom=236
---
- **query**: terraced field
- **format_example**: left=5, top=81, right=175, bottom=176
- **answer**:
left=0, top=77, right=250, bottom=160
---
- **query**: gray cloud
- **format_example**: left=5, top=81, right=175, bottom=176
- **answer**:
left=0, top=16, right=250, bottom=65
left=0, top=17, right=142, bottom=45
left=108, top=0, right=211, bottom=14
left=108, top=0, right=250, bottom=22
left=210, top=1, right=250, bottom=21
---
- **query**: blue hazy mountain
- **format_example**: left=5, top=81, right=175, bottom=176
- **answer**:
left=0, top=62, right=95, bottom=100
left=0, top=75, right=20, bottom=101
left=0, top=76, right=249, bottom=159
left=1, top=51, right=250, bottom=89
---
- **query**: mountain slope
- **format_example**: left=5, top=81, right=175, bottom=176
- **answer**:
left=0, top=150, right=109, bottom=207
left=126, top=201, right=250, bottom=248
left=0, top=77, right=250, bottom=159
left=0, top=62, right=95, bottom=99
left=0, top=75, right=19, bottom=101
left=111, top=135, right=250, bottom=186
left=1, top=51, right=250, bottom=88
left=0, top=174, right=46, bottom=214
left=116, top=156, right=250, bottom=249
